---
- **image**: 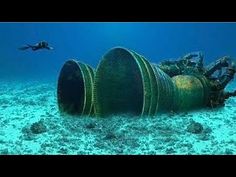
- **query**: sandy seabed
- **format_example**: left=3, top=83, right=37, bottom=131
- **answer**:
left=0, top=79, right=235, bottom=155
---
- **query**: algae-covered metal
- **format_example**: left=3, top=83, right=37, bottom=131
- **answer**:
left=57, top=60, right=95, bottom=116
left=172, top=75, right=209, bottom=111
left=57, top=47, right=236, bottom=117
left=94, top=47, right=235, bottom=117
left=94, top=48, right=178, bottom=117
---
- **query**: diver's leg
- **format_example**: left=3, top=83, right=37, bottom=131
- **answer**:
left=18, top=46, right=30, bottom=50
left=31, top=46, right=39, bottom=51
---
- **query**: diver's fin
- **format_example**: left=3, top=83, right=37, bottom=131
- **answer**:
left=18, top=46, right=30, bottom=50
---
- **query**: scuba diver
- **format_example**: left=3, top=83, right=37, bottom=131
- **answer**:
left=19, top=41, right=53, bottom=51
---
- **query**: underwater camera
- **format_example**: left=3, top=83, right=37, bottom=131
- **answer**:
left=57, top=47, right=236, bottom=117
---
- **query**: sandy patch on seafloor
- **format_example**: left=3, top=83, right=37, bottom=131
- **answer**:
left=0, top=80, right=235, bottom=155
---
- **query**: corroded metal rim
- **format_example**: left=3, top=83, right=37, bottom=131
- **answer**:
left=94, top=47, right=144, bottom=117
left=94, top=47, right=171, bottom=117
left=57, top=59, right=94, bottom=116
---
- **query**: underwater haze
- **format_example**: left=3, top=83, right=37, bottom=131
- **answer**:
left=0, top=22, right=236, bottom=155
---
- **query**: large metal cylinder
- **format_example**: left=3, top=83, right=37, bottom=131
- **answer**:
left=94, top=47, right=177, bottom=117
left=94, top=47, right=211, bottom=117
left=172, top=75, right=210, bottom=111
left=56, top=48, right=212, bottom=118
left=57, top=59, right=95, bottom=116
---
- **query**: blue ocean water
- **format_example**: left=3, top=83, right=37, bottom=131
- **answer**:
left=0, top=22, right=236, bottom=155
left=1, top=22, right=236, bottom=81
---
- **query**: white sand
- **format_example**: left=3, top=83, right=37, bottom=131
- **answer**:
left=0, top=79, right=235, bottom=155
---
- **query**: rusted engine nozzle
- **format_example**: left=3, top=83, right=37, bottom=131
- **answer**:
left=94, top=47, right=211, bottom=117
left=57, top=60, right=95, bottom=116
left=57, top=48, right=234, bottom=117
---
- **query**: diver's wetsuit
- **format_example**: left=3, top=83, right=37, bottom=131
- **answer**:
left=19, top=41, right=53, bottom=51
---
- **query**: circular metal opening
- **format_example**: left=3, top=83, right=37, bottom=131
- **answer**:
left=57, top=60, right=85, bottom=115
left=94, top=47, right=144, bottom=117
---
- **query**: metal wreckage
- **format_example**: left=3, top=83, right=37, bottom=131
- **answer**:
left=57, top=47, right=236, bottom=117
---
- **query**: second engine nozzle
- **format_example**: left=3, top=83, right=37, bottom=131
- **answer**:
left=57, top=60, right=95, bottom=116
